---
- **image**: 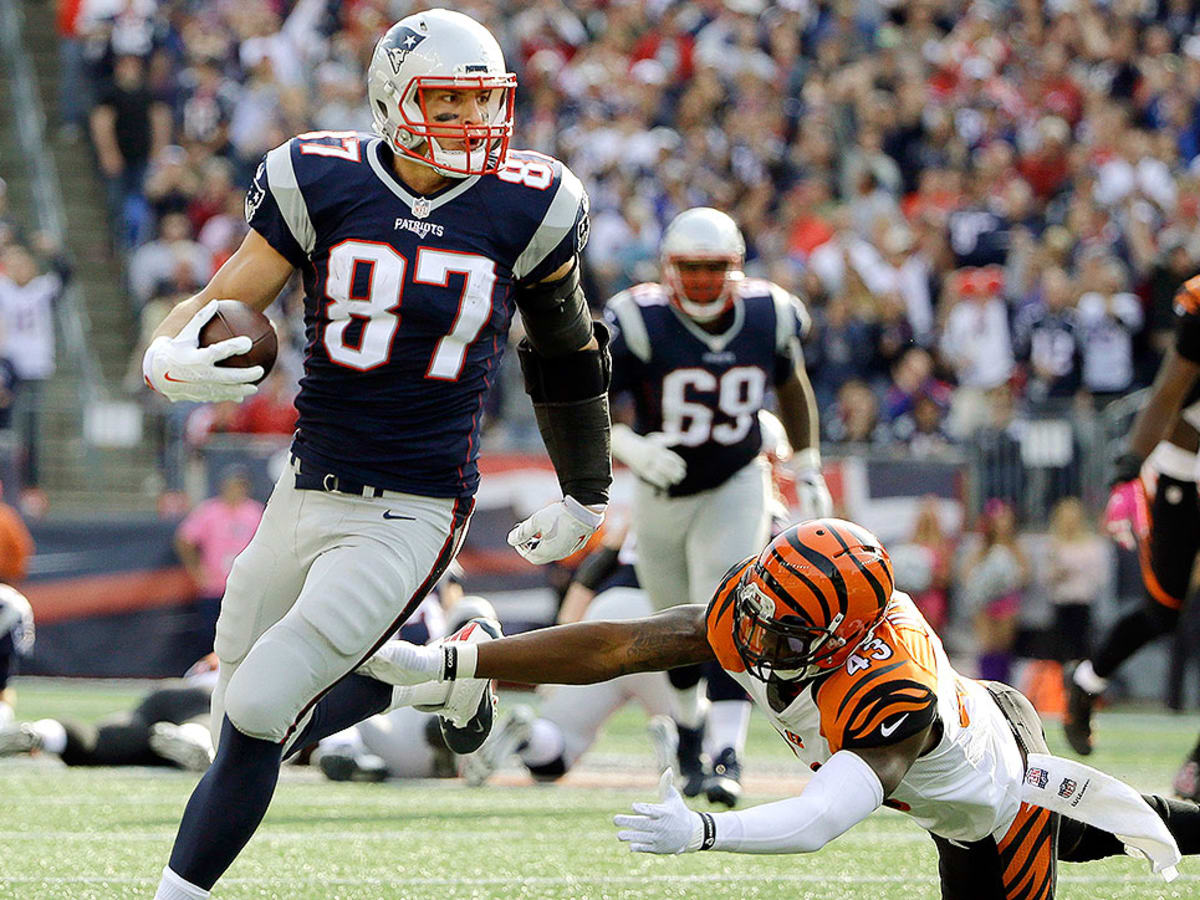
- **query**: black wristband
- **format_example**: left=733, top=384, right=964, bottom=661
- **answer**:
left=442, top=645, right=458, bottom=681
left=1111, top=451, right=1143, bottom=487
left=699, top=812, right=716, bottom=851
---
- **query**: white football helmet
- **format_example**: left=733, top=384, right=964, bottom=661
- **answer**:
left=367, top=9, right=516, bottom=177
left=660, top=207, right=745, bottom=322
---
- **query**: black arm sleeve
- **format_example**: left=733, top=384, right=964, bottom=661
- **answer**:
left=572, top=545, right=621, bottom=592
left=517, top=321, right=613, bottom=507
left=514, top=259, right=594, bottom=357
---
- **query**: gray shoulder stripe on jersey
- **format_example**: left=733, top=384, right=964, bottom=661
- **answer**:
left=266, top=143, right=316, bottom=256
left=770, top=281, right=810, bottom=365
left=512, top=165, right=587, bottom=281
left=606, top=292, right=652, bottom=362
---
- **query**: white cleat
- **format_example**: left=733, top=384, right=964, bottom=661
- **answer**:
left=432, top=618, right=503, bottom=755
left=463, top=703, right=535, bottom=787
left=149, top=722, right=214, bottom=772
left=646, top=715, right=679, bottom=777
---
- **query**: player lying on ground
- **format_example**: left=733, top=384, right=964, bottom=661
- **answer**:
left=0, top=656, right=216, bottom=771
left=1068, top=272, right=1200, bottom=787
left=370, top=518, right=1200, bottom=899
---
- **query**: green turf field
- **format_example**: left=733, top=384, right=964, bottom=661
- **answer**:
left=2, top=679, right=1198, bottom=899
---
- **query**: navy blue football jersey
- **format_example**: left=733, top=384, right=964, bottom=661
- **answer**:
left=246, top=131, right=588, bottom=498
left=604, top=280, right=810, bottom=496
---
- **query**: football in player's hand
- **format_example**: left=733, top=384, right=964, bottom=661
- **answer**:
left=198, top=300, right=277, bottom=383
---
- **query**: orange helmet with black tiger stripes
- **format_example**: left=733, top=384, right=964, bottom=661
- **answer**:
left=732, top=518, right=895, bottom=682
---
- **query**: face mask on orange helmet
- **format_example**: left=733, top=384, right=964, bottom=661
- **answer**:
left=368, top=9, right=516, bottom=178
left=660, top=207, right=745, bottom=323
left=732, top=518, right=895, bottom=683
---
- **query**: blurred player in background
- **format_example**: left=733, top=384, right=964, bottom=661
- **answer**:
left=0, top=584, right=34, bottom=728
left=603, top=208, right=829, bottom=806
left=463, top=527, right=677, bottom=787
left=1067, top=274, right=1200, bottom=794
left=0, top=653, right=215, bottom=770
left=376, top=519, right=1200, bottom=899
left=140, top=10, right=611, bottom=899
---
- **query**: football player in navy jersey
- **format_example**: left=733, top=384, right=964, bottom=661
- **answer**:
left=141, top=10, right=611, bottom=899
left=603, top=208, right=831, bottom=807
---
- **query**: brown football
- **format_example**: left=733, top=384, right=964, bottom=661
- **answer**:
left=198, top=300, right=277, bottom=384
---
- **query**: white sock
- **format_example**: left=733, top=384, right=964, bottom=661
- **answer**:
left=520, top=718, right=565, bottom=767
left=33, top=718, right=67, bottom=755
left=705, top=700, right=751, bottom=757
left=0, top=700, right=13, bottom=728
left=388, top=681, right=451, bottom=711
left=1074, top=660, right=1108, bottom=695
left=154, top=866, right=210, bottom=899
left=673, top=683, right=707, bottom=730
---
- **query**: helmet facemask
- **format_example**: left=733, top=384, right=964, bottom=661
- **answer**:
left=374, top=74, right=516, bottom=177
left=732, top=568, right=889, bottom=684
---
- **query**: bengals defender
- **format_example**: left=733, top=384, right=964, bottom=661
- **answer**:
left=1066, top=274, right=1200, bottom=781
left=370, top=519, right=1200, bottom=899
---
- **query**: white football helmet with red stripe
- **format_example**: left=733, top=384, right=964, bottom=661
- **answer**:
left=367, top=9, right=516, bottom=178
left=660, top=207, right=746, bottom=323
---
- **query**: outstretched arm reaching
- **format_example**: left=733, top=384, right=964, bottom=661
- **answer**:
left=361, top=605, right=715, bottom=687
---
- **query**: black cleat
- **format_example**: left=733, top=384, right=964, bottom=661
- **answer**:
left=704, top=747, right=743, bottom=808
left=676, top=723, right=707, bottom=797
left=1063, top=668, right=1095, bottom=756
left=438, top=617, right=503, bottom=755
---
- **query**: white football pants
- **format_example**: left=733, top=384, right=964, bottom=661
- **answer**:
left=211, top=458, right=469, bottom=744
left=632, top=457, right=772, bottom=611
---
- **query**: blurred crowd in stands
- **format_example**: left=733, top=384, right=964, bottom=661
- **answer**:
left=0, top=0, right=1192, bottom=519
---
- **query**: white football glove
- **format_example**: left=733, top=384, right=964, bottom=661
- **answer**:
left=612, top=424, right=687, bottom=490
left=142, top=299, right=263, bottom=403
left=614, top=769, right=705, bottom=854
left=507, top=496, right=604, bottom=565
left=791, top=448, right=833, bottom=521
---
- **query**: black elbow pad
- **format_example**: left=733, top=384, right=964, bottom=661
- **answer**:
left=518, top=321, right=612, bottom=506
left=514, top=260, right=594, bottom=358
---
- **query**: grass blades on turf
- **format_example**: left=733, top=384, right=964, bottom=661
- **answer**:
left=1, top=679, right=1197, bottom=899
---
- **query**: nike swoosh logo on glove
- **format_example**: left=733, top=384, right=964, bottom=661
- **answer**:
left=162, top=371, right=191, bottom=383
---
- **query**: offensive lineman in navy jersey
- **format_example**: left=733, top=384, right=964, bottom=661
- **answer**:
left=141, top=10, right=611, bottom=899
left=603, top=208, right=831, bottom=807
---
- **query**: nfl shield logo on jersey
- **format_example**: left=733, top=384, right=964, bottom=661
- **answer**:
left=412, top=197, right=432, bottom=219
left=1026, top=767, right=1049, bottom=789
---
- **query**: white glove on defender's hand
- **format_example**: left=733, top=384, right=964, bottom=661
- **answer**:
left=142, top=299, right=263, bottom=403
left=611, top=424, right=687, bottom=490
left=508, top=496, right=604, bottom=565
left=791, top=448, right=833, bottom=521
left=614, top=769, right=705, bottom=854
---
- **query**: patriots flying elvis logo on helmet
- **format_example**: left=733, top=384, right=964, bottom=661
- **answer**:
left=386, top=28, right=427, bottom=73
